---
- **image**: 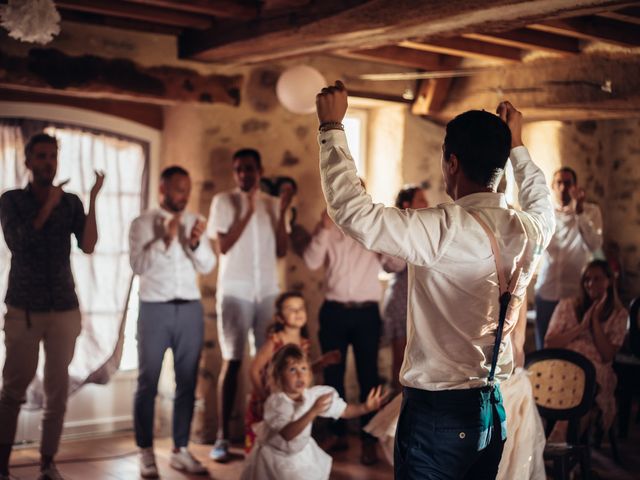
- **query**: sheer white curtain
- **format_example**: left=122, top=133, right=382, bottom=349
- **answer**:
left=0, top=122, right=146, bottom=407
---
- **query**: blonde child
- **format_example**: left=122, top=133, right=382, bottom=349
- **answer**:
left=244, top=291, right=340, bottom=452
left=241, top=344, right=387, bottom=480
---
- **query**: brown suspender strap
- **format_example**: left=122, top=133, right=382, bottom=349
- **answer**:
left=468, top=210, right=527, bottom=385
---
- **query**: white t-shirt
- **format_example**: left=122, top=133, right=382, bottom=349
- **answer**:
left=207, top=189, right=281, bottom=302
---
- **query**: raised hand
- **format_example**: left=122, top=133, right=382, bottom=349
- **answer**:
left=365, top=385, right=390, bottom=413
left=316, top=80, right=348, bottom=125
left=571, top=186, right=586, bottom=214
left=279, top=186, right=294, bottom=214
left=163, top=213, right=181, bottom=247
left=496, top=100, right=523, bottom=148
left=189, top=216, right=206, bottom=249
left=46, top=179, right=70, bottom=208
left=90, top=170, right=105, bottom=199
left=311, top=392, right=333, bottom=416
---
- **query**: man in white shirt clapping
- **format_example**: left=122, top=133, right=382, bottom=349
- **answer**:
left=129, top=166, right=216, bottom=478
left=207, top=149, right=291, bottom=462
left=534, top=167, right=603, bottom=349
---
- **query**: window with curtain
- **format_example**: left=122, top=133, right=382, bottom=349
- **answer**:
left=0, top=119, right=148, bottom=407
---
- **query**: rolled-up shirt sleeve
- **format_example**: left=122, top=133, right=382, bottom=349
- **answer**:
left=577, top=203, right=603, bottom=252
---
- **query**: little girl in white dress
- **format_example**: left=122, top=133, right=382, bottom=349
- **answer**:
left=240, top=343, right=388, bottom=480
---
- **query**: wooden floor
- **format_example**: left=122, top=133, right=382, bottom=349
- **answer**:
left=8, top=417, right=640, bottom=480
left=8, top=433, right=393, bottom=480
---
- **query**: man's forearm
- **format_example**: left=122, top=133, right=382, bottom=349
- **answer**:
left=218, top=212, right=252, bottom=254
left=275, top=214, right=288, bottom=258
left=33, top=201, right=56, bottom=230
left=81, top=199, right=98, bottom=254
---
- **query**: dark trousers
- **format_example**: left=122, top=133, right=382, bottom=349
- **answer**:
left=394, top=387, right=506, bottom=480
left=134, top=300, right=204, bottom=448
left=318, top=300, right=381, bottom=440
left=534, top=295, right=559, bottom=350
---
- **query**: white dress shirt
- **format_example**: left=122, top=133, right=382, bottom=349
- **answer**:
left=319, top=130, right=555, bottom=390
left=535, top=202, right=603, bottom=301
left=129, top=208, right=216, bottom=302
left=207, top=189, right=280, bottom=302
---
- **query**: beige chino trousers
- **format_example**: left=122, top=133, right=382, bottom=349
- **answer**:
left=0, top=306, right=81, bottom=456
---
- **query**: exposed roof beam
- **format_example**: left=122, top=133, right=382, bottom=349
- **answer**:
left=597, top=6, right=640, bottom=25
left=122, top=0, right=258, bottom=20
left=400, top=38, right=522, bottom=63
left=529, top=15, right=640, bottom=46
left=412, top=78, right=454, bottom=116
left=336, top=46, right=443, bottom=70
left=60, top=10, right=184, bottom=36
left=179, top=0, right=632, bottom=63
left=56, top=0, right=213, bottom=29
left=464, top=28, right=581, bottom=55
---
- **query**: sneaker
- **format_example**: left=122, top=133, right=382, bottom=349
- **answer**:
left=170, top=447, right=208, bottom=475
left=209, top=439, right=230, bottom=462
left=38, top=463, right=64, bottom=480
left=139, top=448, right=159, bottom=479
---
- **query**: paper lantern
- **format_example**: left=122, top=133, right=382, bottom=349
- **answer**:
left=276, top=65, right=327, bottom=114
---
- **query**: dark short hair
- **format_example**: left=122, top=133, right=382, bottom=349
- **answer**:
left=160, top=165, right=189, bottom=182
left=554, top=167, right=578, bottom=184
left=270, top=343, right=308, bottom=392
left=233, top=148, right=262, bottom=170
left=395, top=186, right=421, bottom=209
left=275, top=176, right=298, bottom=195
left=25, top=133, right=57, bottom=158
left=444, top=110, right=511, bottom=189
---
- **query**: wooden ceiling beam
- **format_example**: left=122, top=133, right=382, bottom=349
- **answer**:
left=122, top=0, right=258, bottom=20
left=336, top=46, right=443, bottom=70
left=529, top=15, right=640, bottom=46
left=463, top=28, right=581, bottom=55
left=597, top=6, right=640, bottom=25
left=178, top=0, right=633, bottom=63
left=60, top=10, right=184, bottom=36
left=56, top=0, right=213, bottom=29
left=411, top=77, right=454, bottom=116
left=400, top=38, right=523, bottom=63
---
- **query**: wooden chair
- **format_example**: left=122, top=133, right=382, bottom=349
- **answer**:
left=525, top=348, right=597, bottom=480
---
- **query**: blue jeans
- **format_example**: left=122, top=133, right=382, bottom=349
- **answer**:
left=534, top=296, right=559, bottom=350
left=394, top=386, right=506, bottom=480
left=134, top=300, right=204, bottom=448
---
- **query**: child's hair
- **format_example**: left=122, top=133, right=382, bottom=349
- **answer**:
left=266, top=291, right=309, bottom=338
left=269, top=343, right=309, bottom=392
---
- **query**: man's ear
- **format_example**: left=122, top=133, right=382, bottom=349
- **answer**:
left=159, top=181, right=166, bottom=197
left=445, top=153, right=460, bottom=175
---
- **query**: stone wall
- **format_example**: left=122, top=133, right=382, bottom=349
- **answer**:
left=523, top=119, right=640, bottom=303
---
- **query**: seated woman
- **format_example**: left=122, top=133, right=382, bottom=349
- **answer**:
left=544, top=259, right=628, bottom=434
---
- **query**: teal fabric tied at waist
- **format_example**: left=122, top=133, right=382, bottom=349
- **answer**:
left=477, top=384, right=507, bottom=450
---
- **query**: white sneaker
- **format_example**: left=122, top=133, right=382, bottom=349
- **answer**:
left=209, top=439, right=230, bottom=462
left=139, top=448, right=159, bottom=479
left=38, top=463, right=64, bottom=480
left=170, top=447, right=208, bottom=475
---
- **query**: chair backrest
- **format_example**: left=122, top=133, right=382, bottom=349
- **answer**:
left=629, top=296, right=640, bottom=357
left=525, top=348, right=597, bottom=441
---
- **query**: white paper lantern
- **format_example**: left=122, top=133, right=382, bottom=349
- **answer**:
left=276, top=65, right=327, bottom=115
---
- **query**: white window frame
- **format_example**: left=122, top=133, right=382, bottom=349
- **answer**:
left=344, top=108, right=369, bottom=178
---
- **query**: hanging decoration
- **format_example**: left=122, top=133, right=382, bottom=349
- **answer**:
left=1, top=0, right=61, bottom=45
left=276, top=65, right=327, bottom=114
